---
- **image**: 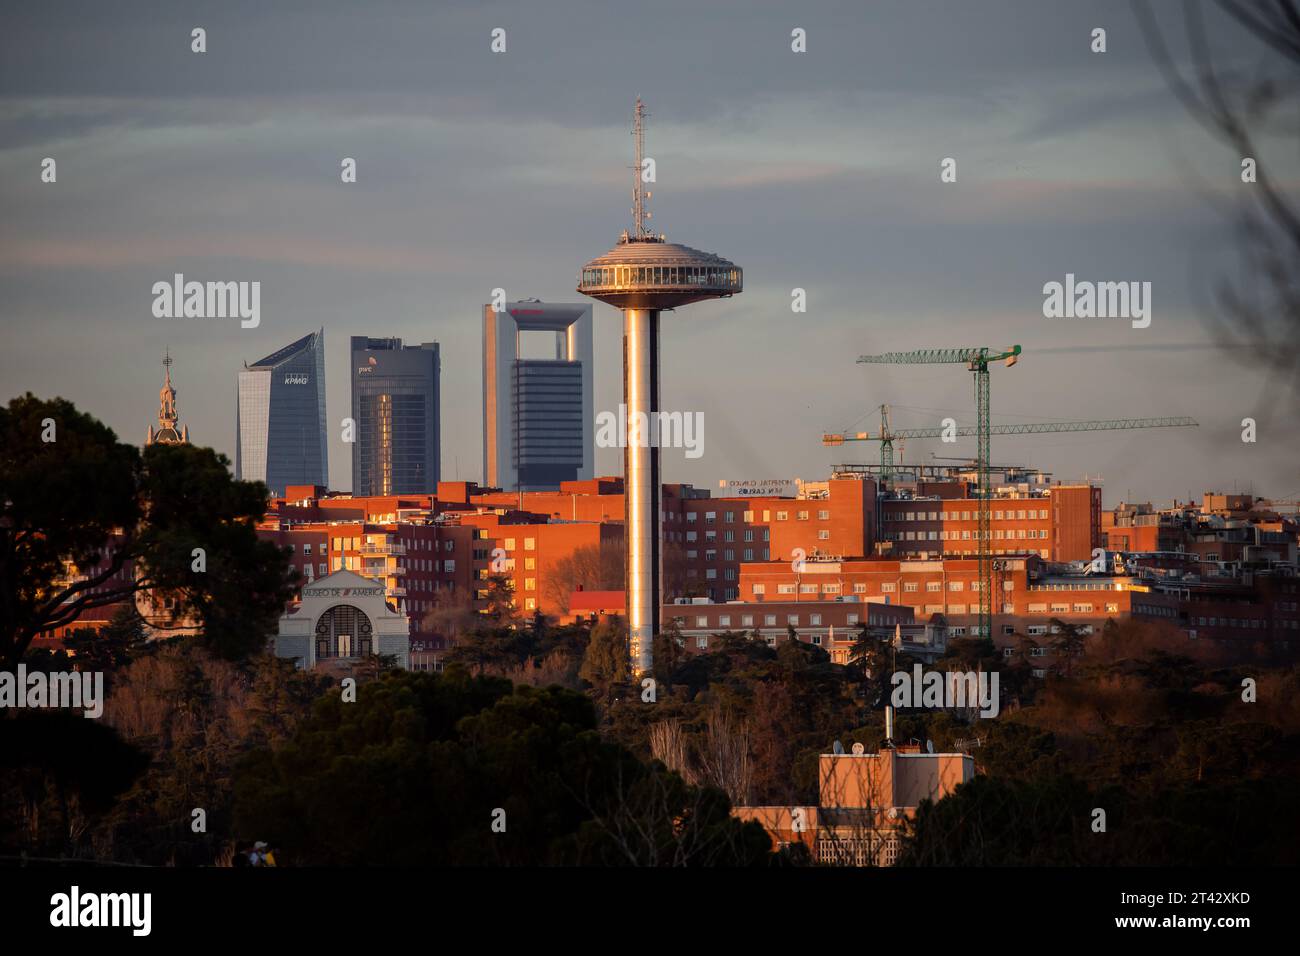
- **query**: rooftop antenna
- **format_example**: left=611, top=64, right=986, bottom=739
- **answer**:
left=630, top=97, right=653, bottom=240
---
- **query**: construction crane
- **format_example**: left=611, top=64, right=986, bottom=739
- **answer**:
left=824, top=406, right=1200, bottom=478
left=846, top=346, right=1018, bottom=641
left=837, top=344, right=1198, bottom=640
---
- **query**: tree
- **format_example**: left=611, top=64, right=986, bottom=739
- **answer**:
left=479, top=572, right=517, bottom=625
left=580, top=615, right=630, bottom=698
left=1137, top=0, right=1300, bottom=395
left=233, top=670, right=772, bottom=866
left=0, top=395, right=297, bottom=666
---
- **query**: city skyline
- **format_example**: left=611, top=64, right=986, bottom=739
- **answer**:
left=2, top=0, right=1295, bottom=505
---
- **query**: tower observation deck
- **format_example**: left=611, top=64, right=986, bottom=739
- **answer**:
left=577, top=98, right=742, bottom=677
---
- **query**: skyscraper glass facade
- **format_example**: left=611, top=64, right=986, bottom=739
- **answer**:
left=351, top=336, right=440, bottom=495
left=236, top=330, right=329, bottom=496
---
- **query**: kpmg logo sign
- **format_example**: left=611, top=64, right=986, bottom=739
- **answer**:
left=283, top=373, right=310, bottom=385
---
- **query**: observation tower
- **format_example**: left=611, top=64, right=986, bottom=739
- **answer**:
left=577, top=99, right=743, bottom=676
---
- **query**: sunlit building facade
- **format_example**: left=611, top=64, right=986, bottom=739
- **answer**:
left=236, top=330, right=329, bottom=496
left=350, top=336, right=441, bottom=496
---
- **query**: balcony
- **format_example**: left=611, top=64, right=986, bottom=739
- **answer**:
left=360, top=542, right=407, bottom=556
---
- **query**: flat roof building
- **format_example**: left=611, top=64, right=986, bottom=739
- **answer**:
left=483, top=300, right=593, bottom=491
left=237, top=330, right=328, bottom=496
left=351, top=336, right=441, bottom=496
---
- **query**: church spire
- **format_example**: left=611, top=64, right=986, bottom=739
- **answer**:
left=147, top=349, right=189, bottom=445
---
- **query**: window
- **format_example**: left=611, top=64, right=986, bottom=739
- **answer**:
left=741, top=615, right=754, bottom=627
left=765, top=615, right=777, bottom=626
left=504, top=538, right=515, bottom=550
left=696, top=636, right=708, bottom=649
left=949, top=581, right=964, bottom=591
left=787, top=615, right=799, bottom=626
left=696, top=616, right=709, bottom=627
left=719, top=615, right=731, bottom=627
left=881, top=583, right=896, bottom=592
left=904, top=582, right=918, bottom=592
left=524, top=578, right=536, bottom=591
left=818, top=510, right=830, bottom=520
left=818, top=530, right=830, bottom=540
left=926, top=581, right=941, bottom=592
left=810, top=613, right=822, bottom=625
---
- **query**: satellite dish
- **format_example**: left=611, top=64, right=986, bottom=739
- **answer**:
left=851, top=742, right=865, bottom=755
left=832, top=739, right=844, bottom=755
left=926, top=739, right=935, bottom=754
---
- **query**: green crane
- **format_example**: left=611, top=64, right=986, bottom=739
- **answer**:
left=851, top=347, right=1020, bottom=640
left=824, top=409, right=1200, bottom=475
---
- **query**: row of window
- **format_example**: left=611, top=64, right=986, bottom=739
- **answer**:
left=580, top=265, right=741, bottom=287
left=1193, top=615, right=1297, bottom=629
left=322, top=536, right=454, bottom=553
left=886, top=529, right=1049, bottom=541
left=887, top=508, right=1050, bottom=522
left=685, top=548, right=769, bottom=562
left=683, top=530, right=771, bottom=544
left=755, top=580, right=992, bottom=595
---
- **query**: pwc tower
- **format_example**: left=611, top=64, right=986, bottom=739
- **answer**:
left=577, top=99, right=742, bottom=676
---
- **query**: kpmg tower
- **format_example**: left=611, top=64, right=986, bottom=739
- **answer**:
left=483, top=300, right=594, bottom=491
left=350, top=336, right=441, bottom=495
left=577, top=99, right=742, bottom=675
left=236, top=330, right=328, bottom=496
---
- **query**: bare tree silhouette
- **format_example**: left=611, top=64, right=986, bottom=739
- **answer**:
left=1135, top=0, right=1300, bottom=399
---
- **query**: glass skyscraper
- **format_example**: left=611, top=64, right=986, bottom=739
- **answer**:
left=236, top=329, right=329, bottom=496
left=350, top=336, right=441, bottom=495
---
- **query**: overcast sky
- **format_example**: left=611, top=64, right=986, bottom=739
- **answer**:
left=2, top=0, right=1296, bottom=505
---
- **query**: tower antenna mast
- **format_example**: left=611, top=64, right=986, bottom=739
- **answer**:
left=631, top=97, right=651, bottom=240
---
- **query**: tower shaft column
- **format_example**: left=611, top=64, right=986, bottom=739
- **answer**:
left=623, top=307, right=661, bottom=676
